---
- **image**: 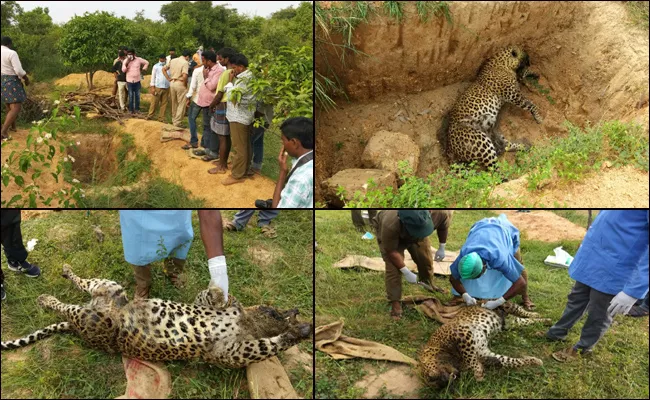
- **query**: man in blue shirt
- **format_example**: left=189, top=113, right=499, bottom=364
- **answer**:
left=449, top=214, right=534, bottom=310
left=146, top=54, right=170, bottom=122
left=547, top=210, right=649, bottom=362
left=119, top=210, right=228, bottom=301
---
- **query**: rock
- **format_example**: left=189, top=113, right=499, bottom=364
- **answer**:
left=321, top=169, right=397, bottom=207
left=361, top=131, right=420, bottom=174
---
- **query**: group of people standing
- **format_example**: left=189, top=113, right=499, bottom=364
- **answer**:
left=112, top=45, right=313, bottom=204
left=370, top=209, right=648, bottom=362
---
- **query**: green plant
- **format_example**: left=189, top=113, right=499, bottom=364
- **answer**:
left=1, top=102, right=85, bottom=207
left=248, top=46, right=313, bottom=125
left=383, top=1, right=404, bottom=21
left=58, top=11, right=132, bottom=90
left=526, top=76, right=556, bottom=105
left=416, top=1, right=452, bottom=23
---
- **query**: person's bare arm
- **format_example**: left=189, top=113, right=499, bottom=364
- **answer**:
left=181, top=72, right=188, bottom=86
left=197, top=210, right=224, bottom=258
left=449, top=275, right=467, bottom=295
left=272, top=146, right=289, bottom=207
left=437, top=226, right=448, bottom=245
left=501, top=276, right=525, bottom=301
left=387, top=250, right=406, bottom=269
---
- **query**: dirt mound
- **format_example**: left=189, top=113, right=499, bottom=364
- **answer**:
left=492, top=165, right=649, bottom=207
left=55, top=72, right=151, bottom=89
left=112, top=119, right=276, bottom=207
left=499, top=210, right=587, bottom=242
left=316, top=1, right=649, bottom=206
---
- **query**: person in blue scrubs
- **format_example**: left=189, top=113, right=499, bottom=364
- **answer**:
left=547, top=210, right=649, bottom=362
left=449, top=214, right=534, bottom=310
left=119, top=210, right=227, bottom=300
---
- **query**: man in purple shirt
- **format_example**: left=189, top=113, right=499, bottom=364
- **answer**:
left=121, top=48, right=149, bottom=114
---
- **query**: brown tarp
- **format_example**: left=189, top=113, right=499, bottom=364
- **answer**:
left=332, top=248, right=456, bottom=275
left=315, top=320, right=417, bottom=366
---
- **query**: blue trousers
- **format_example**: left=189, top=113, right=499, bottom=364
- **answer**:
left=188, top=101, right=213, bottom=148
left=232, top=210, right=279, bottom=230
left=127, top=81, right=141, bottom=112
left=251, top=125, right=265, bottom=170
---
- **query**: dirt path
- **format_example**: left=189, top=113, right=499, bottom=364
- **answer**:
left=112, top=119, right=276, bottom=207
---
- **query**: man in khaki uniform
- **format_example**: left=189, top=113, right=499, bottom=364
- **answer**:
left=163, top=49, right=191, bottom=127
left=375, top=210, right=453, bottom=320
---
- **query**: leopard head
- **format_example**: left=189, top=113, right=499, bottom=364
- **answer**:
left=494, top=45, right=530, bottom=71
left=421, top=360, right=460, bottom=389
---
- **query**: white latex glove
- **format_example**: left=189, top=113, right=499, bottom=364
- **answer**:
left=482, top=296, right=506, bottom=310
left=607, top=291, right=637, bottom=317
left=462, top=292, right=477, bottom=306
left=208, top=256, right=228, bottom=302
left=399, top=267, right=418, bottom=284
left=435, top=243, right=446, bottom=262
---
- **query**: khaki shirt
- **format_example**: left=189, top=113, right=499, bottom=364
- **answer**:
left=376, top=210, right=452, bottom=253
left=166, top=56, right=189, bottom=82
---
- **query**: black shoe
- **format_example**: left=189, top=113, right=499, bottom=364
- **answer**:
left=255, top=199, right=273, bottom=209
left=7, top=260, right=41, bottom=278
left=1, top=283, right=5, bottom=301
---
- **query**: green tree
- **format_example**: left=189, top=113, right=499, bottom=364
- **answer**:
left=0, top=0, right=23, bottom=30
left=59, top=12, right=131, bottom=90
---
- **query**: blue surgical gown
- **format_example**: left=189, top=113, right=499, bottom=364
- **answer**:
left=569, top=210, right=649, bottom=299
left=450, top=214, right=524, bottom=298
left=119, top=210, right=194, bottom=266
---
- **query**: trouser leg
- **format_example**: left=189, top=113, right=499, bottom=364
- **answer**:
left=547, top=281, right=592, bottom=340
left=1, top=211, right=28, bottom=263
left=257, top=211, right=279, bottom=227
left=574, top=286, right=615, bottom=351
left=232, top=210, right=255, bottom=229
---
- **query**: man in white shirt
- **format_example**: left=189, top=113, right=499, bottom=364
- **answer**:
left=147, top=54, right=171, bottom=122
left=1, top=36, right=29, bottom=140
left=165, top=47, right=176, bottom=66
left=184, top=56, right=206, bottom=151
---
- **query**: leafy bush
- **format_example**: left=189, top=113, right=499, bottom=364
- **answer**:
left=1, top=102, right=85, bottom=207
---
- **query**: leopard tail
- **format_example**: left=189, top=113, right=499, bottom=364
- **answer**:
left=1, top=322, right=71, bottom=351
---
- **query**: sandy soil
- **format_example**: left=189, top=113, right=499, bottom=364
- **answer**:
left=111, top=119, right=276, bottom=207
left=316, top=1, right=649, bottom=206
left=55, top=71, right=151, bottom=89
left=498, top=210, right=587, bottom=242
left=492, top=165, right=649, bottom=208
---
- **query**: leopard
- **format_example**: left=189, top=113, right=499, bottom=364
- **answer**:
left=0, top=265, right=311, bottom=368
left=418, top=302, right=551, bottom=388
left=444, top=45, right=543, bottom=171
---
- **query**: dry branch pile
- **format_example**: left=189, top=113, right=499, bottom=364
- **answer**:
left=59, top=91, right=146, bottom=125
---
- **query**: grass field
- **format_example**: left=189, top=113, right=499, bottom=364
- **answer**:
left=1, top=210, right=313, bottom=399
left=315, top=210, right=649, bottom=399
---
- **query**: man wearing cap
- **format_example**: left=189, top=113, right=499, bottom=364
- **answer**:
left=375, top=210, right=452, bottom=320
left=449, top=213, right=534, bottom=311
left=546, top=210, right=648, bottom=362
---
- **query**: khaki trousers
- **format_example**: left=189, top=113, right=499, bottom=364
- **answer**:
left=170, top=81, right=187, bottom=126
left=148, top=87, right=169, bottom=121
left=381, top=237, right=434, bottom=302
left=117, top=81, right=127, bottom=111
left=229, top=122, right=252, bottom=179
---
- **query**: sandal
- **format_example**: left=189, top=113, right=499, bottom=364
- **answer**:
left=193, top=149, right=206, bottom=156
left=390, top=308, right=402, bottom=321
left=208, top=166, right=228, bottom=174
left=260, top=225, right=277, bottom=239
left=202, top=154, right=218, bottom=162
left=224, top=221, right=238, bottom=232
left=182, top=143, right=198, bottom=150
